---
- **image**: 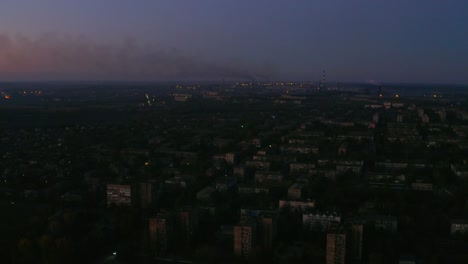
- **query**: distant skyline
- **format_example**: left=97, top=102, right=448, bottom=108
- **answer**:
left=0, top=0, right=467, bottom=84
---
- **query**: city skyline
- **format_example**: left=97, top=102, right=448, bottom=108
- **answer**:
left=0, top=0, right=467, bottom=84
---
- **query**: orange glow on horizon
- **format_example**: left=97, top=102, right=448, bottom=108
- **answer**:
left=4, top=95, right=10, bottom=99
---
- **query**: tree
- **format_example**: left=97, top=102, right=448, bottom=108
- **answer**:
left=17, top=239, right=37, bottom=264
left=38, top=235, right=54, bottom=264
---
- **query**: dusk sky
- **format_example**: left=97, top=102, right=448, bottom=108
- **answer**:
left=0, top=0, right=467, bottom=83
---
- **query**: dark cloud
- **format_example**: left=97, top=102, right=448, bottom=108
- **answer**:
left=0, top=33, right=277, bottom=81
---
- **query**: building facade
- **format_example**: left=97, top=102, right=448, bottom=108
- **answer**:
left=303, top=211, right=341, bottom=231
left=288, top=182, right=306, bottom=199
left=149, top=212, right=173, bottom=255
left=234, top=222, right=256, bottom=258
left=450, top=220, right=468, bottom=235
left=106, top=184, right=131, bottom=207
left=326, top=226, right=346, bottom=264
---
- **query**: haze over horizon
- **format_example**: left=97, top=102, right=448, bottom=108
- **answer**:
left=0, top=0, right=467, bottom=84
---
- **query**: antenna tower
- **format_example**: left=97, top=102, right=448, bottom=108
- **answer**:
left=321, top=70, right=326, bottom=89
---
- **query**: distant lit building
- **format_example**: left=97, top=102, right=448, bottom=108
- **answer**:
left=372, top=112, right=379, bottom=123
left=422, top=114, right=430, bottom=123
left=336, top=160, right=363, bottom=175
left=411, top=181, right=433, bottom=191
left=255, top=171, right=283, bottom=184
left=234, top=220, right=256, bottom=258
left=233, top=166, right=246, bottom=179
left=246, top=160, right=271, bottom=170
left=149, top=212, right=173, bottom=255
left=350, top=224, right=363, bottom=262
left=279, top=199, right=315, bottom=211
left=251, top=138, right=262, bottom=147
left=303, top=211, right=341, bottom=231
left=165, top=176, right=189, bottom=189
left=238, top=184, right=269, bottom=195
left=326, top=225, right=346, bottom=264
left=196, top=186, right=215, bottom=202
left=438, top=110, right=446, bottom=122
left=106, top=184, right=131, bottom=207
left=235, top=209, right=277, bottom=256
left=397, top=113, right=403, bottom=123
left=139, top=182, right=153, bottom=209
left=348, top=215, right=397, bottom=233
left=417, top=108, right=424, bottom=117
left=282, top=145, right=319, bottom=155
left=173, top=93, right=192, bottom=102
left=288, top=182, right=306, bottom=199
left=215, top=177, right=237, bottom=191
left=451, top=162, right=468, bottom=179
left=225, top=153, right=236, bottom=165
left=260, top=212, right=277, bottom=252
left=337, top=131, right=374, bottom=141
left=290, top=163, right=315, bottom=174
left=337, top=143, right=349, bottom=156
left=212, top=154, right=227, bottom=165
left=176, top=208, right=198, bottom=244
left=450, top=220, right=468, bottom=235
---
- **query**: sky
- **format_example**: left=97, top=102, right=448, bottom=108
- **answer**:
left=0, top=0, right=467, bottom=84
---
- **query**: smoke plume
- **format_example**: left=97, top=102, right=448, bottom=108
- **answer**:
left=0, top=33, right=275, bottom=81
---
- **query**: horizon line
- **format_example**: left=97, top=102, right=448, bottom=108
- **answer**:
left=0, top=79, right=467, bottom=87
